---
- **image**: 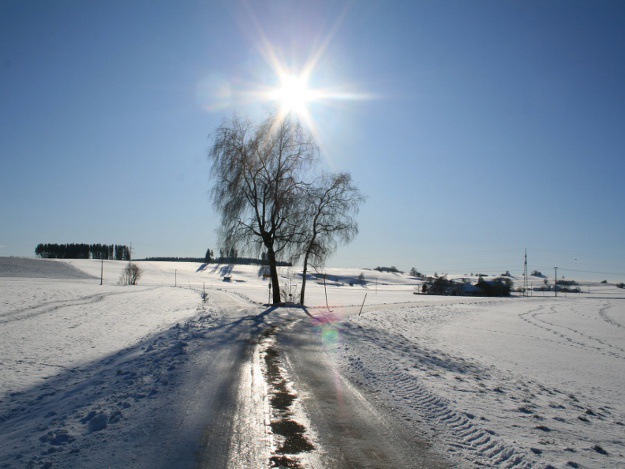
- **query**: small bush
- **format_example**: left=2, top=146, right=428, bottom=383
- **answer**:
left=119, top=262, right=142, bottom=285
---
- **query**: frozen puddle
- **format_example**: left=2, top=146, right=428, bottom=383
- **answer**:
left=230, top=325, right=323, bottom=468
left=260, top=327, right=321, bottom=468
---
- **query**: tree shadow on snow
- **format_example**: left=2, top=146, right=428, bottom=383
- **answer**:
left=0, top=303, right=284, bottom=468
left=218, top=264, right=234, bottom=278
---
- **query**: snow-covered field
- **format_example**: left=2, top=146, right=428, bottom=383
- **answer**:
left=1, top=258, right=624, bottom=468
left=332, top=297, right=625, bottom=468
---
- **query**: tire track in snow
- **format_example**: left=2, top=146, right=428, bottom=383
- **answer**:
left=0, top=288, right=157, bottom=325
left=342, top=302, right=625, bottom=469
left=519, top=304, right=625, bottom=360
left=0, top=293, right=107, bottom=324
left=348, top=351, right=534, bottom=468
left=340, top=323, right=536, bottom=468
left=598, top=301, right=625, bottom=329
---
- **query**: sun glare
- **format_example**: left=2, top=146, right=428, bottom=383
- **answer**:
left=241, top=7, right=372, bottom=132
left=272, top=74, right=316, bottom=117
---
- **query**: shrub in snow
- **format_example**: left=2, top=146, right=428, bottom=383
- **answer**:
left=118, top=262, right=142, bottom=285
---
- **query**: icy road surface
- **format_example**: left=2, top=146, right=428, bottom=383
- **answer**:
left=197, top=292, right=446, bottom=467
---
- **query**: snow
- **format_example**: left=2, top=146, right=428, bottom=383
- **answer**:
left=0, top=279, right=202, bottom=395
left=331, top=298, right=625, bottom=467
left=0, top=257, right=95, bottom=280
left=1, top=257, right=624, bottom=468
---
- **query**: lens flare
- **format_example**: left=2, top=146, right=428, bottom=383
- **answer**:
left=238, top=4, right=373, bottom=134
left=321, top=325, right=340, bottom=348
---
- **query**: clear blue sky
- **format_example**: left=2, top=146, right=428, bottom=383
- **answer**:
left=1, top=0, right=624, bottom=280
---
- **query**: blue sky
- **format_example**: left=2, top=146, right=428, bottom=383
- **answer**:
left=1, top=0, right=624, bottom=280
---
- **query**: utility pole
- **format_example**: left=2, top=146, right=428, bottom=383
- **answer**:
left=523, top=249, right=528, bottom=296
left=323, top=273, right=330, bottom=311
left=554, top=267, right=558, bottom=297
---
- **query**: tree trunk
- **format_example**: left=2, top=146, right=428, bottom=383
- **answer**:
left=299, top=251, right=310, bottom=305
left=266, top=246, right=282, bottom=304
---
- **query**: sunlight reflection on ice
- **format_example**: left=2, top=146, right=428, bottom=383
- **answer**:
left=313, top=313, right=345, bottom=409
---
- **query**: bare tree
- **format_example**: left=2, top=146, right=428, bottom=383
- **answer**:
left=208, top=111, right=319, bottom=304
left=119, top=262, right=142, bottom=285
left=298, top=172, right=364, bottom=305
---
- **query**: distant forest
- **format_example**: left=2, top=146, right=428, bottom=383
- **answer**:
left=34, top=243, right=292, bottom=265
left=35, top=243, right=131, bottom=260
left=139, top=256, right=292, bottom=266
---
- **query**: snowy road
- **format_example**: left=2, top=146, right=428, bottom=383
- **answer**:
left=198, top=292, right=448, bottom=467
left=274, top=311, right=445, bottom=467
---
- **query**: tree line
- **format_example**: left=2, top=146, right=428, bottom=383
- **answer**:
left=35, top=243, right=131, bottom=260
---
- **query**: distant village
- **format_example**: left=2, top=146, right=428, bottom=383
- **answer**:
left=417, top=270, right=588, bottom=297
left=373, top=267, right=588, bottom=297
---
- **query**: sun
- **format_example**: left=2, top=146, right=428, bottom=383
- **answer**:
left=235, top=6, right=372, bottom=134
left=271, top=73, right=317, bottom=118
